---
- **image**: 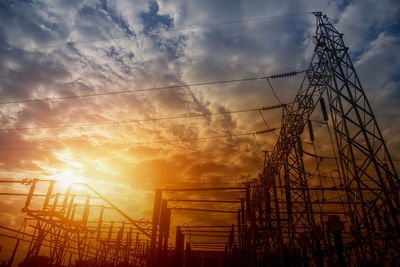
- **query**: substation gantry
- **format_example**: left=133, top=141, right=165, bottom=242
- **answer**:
left=0, top=179, right=152, bottom=266
left=0, top=11, right=399, bottom=267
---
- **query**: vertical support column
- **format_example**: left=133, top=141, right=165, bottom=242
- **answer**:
left=66, top=195, right=75, bottom=219
left=245, top=185, right=255, bottom=255
left=311, top=226, right=324, bottom=267
left=327, top=215, right=345, bottom=267
left=43, top=180, right=55, bottom=211
left=240, top=199, right=245, bottom=226
left=163, top=207, right=171, bottom=257
left=272, top=173, right=283, bottom=256
left=7, top=239, right=20, bottom=267
left=62, top=185, right=72, bottom=213
left=115, top=222, right=125, bottom=265
left=150, top=190, right=162, bottom=254
left=103, top=221, right=113, bottom=263
left=265, top=189, right=271, bottom=231
left=97, top=206, right=104, bottom=239
left=175, top=226, right=184, bottom=267
left=297, top=232, right=310, bottom=267
left=22, top=179, right=38, bottom=211
left=258, top=200, right=264, bottom=227
left=50, top=193, right=60, bottom=220
left=157, top=200, right=168, bottom=259
left=185, top=242, right=191, bottom=267
left=125, top=227, right=132, bottom=264
left=283, top=156, right=294, bottom=248
left=245, top=186, right=251, bottom=222
left=82, top=195, right=91, bottom=225
left=134, top=232, right=139, bottom=264
left=229, top=224, right=235, bottom=253
left=237, top=210, right=242, bottom=255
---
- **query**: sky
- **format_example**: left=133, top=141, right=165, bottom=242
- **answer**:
left=0, top=0, right=399, bottom=248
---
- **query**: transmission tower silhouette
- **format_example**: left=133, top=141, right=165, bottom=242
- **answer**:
left=0, top=11, right=398, bottom=267
left=242, top=12, right=400, bottom=266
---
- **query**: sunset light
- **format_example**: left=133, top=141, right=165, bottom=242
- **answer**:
left=0, top=1, right=399, bottom=266
left=54, top=169, right=85, bottom=188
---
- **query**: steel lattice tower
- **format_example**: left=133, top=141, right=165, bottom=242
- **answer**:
left=249, top=12, right=400, bottom=266
left=311, top=12, right=399, bottom=265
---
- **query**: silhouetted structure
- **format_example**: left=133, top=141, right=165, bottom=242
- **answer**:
left=240, top=12, right=400, bottom=266
left=0, top=179, right=151, bottom=266
left=0, top=12, right=398, bottom=267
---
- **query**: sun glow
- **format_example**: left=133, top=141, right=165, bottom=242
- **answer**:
left=49, top=151, right=89, bottom=188
left=54, top=169, right=86, bottom=188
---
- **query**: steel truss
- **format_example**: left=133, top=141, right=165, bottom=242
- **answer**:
left=0, top=179, right=151, bottom=266
left=1, top=11, right=399, bottom=267
left=244, top=12, right=400, bottom=266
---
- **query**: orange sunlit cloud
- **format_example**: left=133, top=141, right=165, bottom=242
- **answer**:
left=0, top=1, right=400, bottom=265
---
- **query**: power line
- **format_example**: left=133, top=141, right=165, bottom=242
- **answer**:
left=0, top=127, right=279, bottom=151
left=172, top=207, right=237, bottom=214
left=302, top=149, right=400, bottom=162
left=266, top=77, right=283, bottom=105
left=0, top=12, right=311, bottom=55
left=337, top=22, right=398, bottom=46
left=2, top=104, right=286, bottom=131
left=0, top=71, right=306, bottom=106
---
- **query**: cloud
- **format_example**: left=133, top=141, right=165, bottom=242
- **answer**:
left=0, top=0, right=399, bottom=249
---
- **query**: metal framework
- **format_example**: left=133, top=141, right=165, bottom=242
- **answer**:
left=0, top=11, right=398, bottom=267
left=0, top=179, right=152, bottom=266
left=243, top=12, right=400, bottom=266
left=149, top=186, right=247, bottom=267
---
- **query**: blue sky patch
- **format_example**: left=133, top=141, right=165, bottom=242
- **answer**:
left=140, top=1, right=174, bottom=35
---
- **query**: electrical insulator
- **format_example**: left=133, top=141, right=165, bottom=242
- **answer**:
left=308, top=120, right=314, bottom=142
left=255, top=128, right=278, bottom=135
left=320, top=98, right=328, bottom=121
left=261, top=103, right=287, bottom=111
left=297, top=136, right=303, bottom=156
left=270, top=71, right=298, bottom=79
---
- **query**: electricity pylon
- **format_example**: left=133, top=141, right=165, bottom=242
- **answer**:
left=252, top=12, right=400, bottom=266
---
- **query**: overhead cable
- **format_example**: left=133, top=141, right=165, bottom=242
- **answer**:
left=2, top=104, right=286, bottom=131
left=0, top=128, right=279, bottom=151
left=0, top=71, right=306, bottom=106
left=0, top=12, right=311, bottom=54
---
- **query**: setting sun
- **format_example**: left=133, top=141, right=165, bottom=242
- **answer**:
left=53, top=168, right=85, bottom=188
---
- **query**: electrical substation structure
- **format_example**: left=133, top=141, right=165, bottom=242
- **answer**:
left=0, top=12, right=399, bottom=267
left=240, top=12, right=400, bottom=267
